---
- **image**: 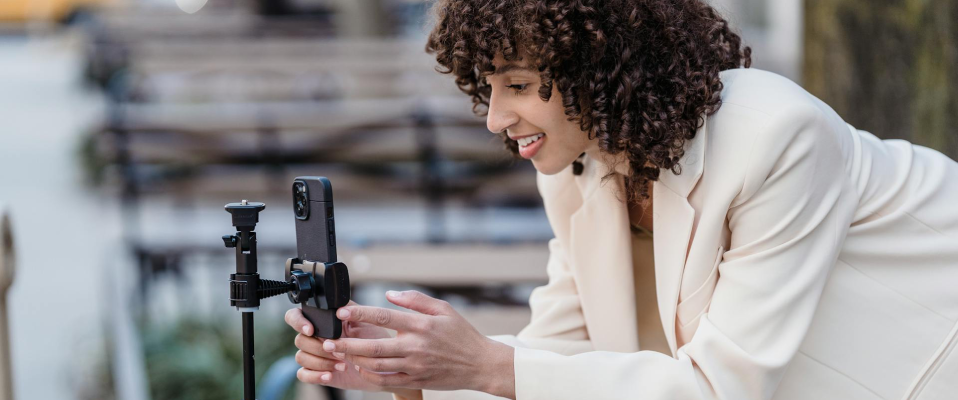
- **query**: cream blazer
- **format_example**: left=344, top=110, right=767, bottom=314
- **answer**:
left=417, top=68, right=958, bottom=400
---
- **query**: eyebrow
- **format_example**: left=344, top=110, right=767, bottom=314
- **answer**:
left=487, top=63, right=537, bottom=76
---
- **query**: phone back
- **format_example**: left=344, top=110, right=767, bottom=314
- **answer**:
left=293, top=176, right=337, bottom=263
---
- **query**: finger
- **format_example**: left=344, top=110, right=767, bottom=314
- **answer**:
left=346, top=354, right=407, bottom=373
left=324, top=337, right=403, bottom=358
left=295, top=350, right=342, bottom=372
left=295, top=334, right=343, bottom=360
left=357, top=367, right=413, bottom=388
left=337, top=305, right=419, bottom=331
left=297, top=367, right=334, bottom=385
left=285, top=308, right=314, bottom=336
left=386, top=290, right=452, bottom=316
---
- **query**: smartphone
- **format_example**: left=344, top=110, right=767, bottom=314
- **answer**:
left=290, top=176, right=349, bottom=338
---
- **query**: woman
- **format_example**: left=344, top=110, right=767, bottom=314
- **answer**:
left=286, top=0, right=958, bottom=399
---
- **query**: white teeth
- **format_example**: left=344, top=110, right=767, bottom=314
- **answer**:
left=518, top=133, right=544, bottom=148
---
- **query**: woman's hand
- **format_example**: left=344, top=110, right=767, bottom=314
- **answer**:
left=323, top=291, right=516, bottom=399
left=285, top=302, right=423, bottom=399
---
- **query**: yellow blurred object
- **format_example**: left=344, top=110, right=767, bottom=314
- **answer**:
left=0, top=0, right=117, bottom=23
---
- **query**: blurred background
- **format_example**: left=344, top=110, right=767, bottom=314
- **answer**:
left=0, top=0, right=953, bottom=399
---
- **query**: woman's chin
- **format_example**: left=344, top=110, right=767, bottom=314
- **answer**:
left=530, top=158, right=569, bottom=176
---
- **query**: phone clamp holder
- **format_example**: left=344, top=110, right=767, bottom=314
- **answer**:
left=285, top=258, right=350, bottom=338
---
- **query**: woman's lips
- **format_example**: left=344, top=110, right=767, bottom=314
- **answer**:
left=518, top=134, right=545, bottom=159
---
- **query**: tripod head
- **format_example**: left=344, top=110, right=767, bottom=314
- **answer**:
left=224, top=201, right=265, bottom=273
left=224, top=200, right=289, bottom=311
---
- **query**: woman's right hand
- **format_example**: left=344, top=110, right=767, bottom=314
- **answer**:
left=285, top=303, right=388, bottom=392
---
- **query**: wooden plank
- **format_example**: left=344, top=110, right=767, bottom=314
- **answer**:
left=339, top=243, right=549, bottom=285
left=112, top=97, right=481, bottom=132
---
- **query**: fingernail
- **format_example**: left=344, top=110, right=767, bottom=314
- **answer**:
left=333, top=352, right=345, bottom=359
left=337, top=308, right=350, bottom=319
left=321, top=372, right=331, bottom=382
left=354, top=365, right=360, bottom=371
left=386, top=290, right=402, bottom=298
left=323, top=341, right=335, bottom=352
left=303, top=325, right=311, bottom=335
left=335, top=363, right=346, bottom=371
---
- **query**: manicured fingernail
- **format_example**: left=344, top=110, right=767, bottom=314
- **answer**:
left=303, top=325, right=311, bottom=335
left=324, top=341, right=335, bottom=351
left=333, top=352, right=345, bottom=359
left=354, top=365, right=360, bottom=371
left=335, top=363, right=346, bottom=371
left=321, top=372, right=331, bottom=381
left=337, top=308, right=350, bottom=319
left=386, top=290, right=402, bottom=298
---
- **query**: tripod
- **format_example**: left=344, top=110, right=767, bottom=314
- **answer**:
left=223, top=200, right=294, bottom=400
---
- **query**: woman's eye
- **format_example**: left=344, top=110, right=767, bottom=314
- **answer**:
left=507, top=84, right=528, bottom=96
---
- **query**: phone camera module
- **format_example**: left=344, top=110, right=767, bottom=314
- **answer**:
left=293, top=181, right=309, bottom=220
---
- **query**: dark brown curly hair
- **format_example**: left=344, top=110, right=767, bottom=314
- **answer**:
left=425, top=0, right=751, bottom=203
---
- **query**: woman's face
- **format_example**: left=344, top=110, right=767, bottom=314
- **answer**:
left=484, top=54, right=598, bottom=175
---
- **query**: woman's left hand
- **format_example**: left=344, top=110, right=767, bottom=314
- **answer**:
left=322, top=290, right=516, bottom=398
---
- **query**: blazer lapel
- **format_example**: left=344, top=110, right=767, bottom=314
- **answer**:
left=652, top=118, right=708, bottom=356
left=568, top=155, right=640, bottom=353
left=562, top=117, right=707, bottom=355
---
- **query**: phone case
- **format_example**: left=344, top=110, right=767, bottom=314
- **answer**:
left=290, top=177, right=348, bottom=339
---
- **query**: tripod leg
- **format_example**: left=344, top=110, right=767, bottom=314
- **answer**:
left=243, top=312, right=256, bottom=400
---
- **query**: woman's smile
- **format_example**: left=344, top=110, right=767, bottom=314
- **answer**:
left=513, top=132, right=546, bottom=159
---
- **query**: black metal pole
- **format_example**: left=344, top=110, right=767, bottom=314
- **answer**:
left=243, top=312, right=255, bottom=400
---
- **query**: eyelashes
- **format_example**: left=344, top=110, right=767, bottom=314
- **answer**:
left=507, top=84, right=528, bottom=96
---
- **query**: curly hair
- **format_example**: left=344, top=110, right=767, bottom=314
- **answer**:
left=425, top=0, right=751, bottom=203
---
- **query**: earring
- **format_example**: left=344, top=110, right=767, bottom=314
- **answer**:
left=572, top=153, right=586, bottom=175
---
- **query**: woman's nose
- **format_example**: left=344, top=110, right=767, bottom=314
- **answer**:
left=486, top=104, right=519, bottom=134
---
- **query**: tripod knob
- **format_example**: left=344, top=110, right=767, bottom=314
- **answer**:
left=223, top=235, right=238, bottom=248
left=287, top=270, right=313, bottom=304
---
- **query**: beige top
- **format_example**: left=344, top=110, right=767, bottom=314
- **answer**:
left=630, top=228, right=670, bottom=355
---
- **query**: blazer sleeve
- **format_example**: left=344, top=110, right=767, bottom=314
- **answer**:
left=512, top=103, right=859, bottom=400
